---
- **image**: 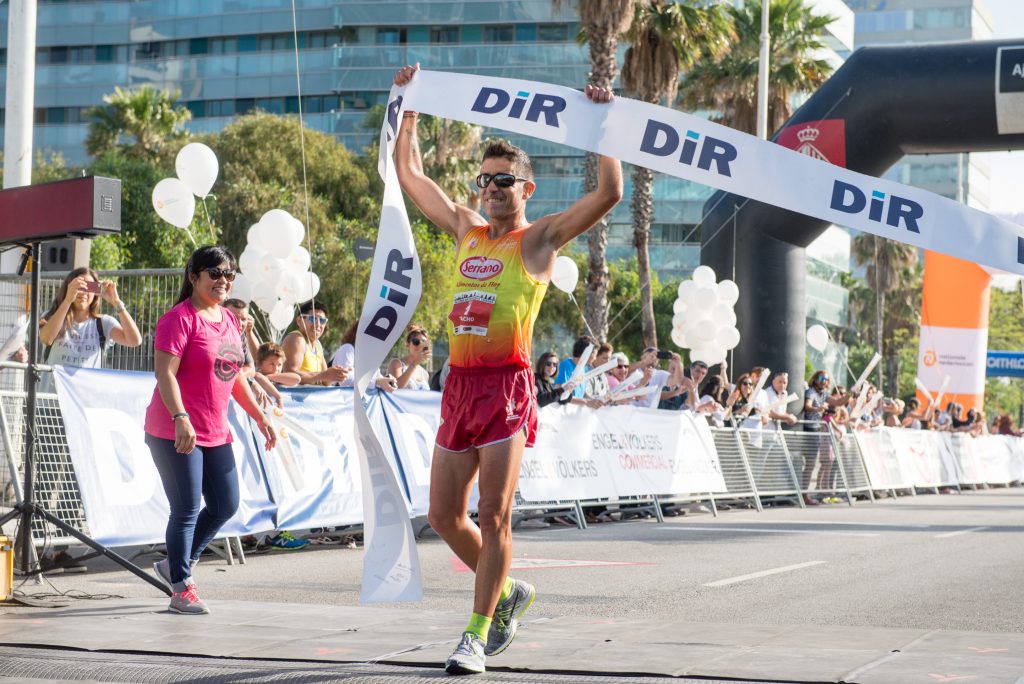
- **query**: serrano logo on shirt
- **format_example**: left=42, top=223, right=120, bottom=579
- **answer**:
left=459, top=256, right=504, bottom=281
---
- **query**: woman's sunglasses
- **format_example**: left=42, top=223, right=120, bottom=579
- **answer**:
left=411, top=338, right=429, bottom=346
left=204, top=268, right=236, bottom=282
left=545, top=360, right=559, bottom=367
left=303, top=315, right=328, bottom=325
left=475, top=172, right=530, bottom=189
left=740, top=381, right=753, bottom=387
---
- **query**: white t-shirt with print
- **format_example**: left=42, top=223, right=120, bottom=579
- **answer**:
left=46, top=315, right=118, bottom=369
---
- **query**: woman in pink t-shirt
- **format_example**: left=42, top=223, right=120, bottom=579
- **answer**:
left=144, top=246, right=276, bottom=615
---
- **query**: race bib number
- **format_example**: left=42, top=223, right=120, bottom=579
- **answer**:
left=448, top=290, right=497, bottom=336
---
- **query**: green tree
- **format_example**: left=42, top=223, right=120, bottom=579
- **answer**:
left=851, top=235, right=918, bottom=395
left=678, top=0, right=835, bottom=135
left=985, top=286, right=1024, bottom=425
left=562, top=0, right=636, bottom=341
left=622, top=0, right=731, bottom=348
left=85, top=86, right=192, bottom=159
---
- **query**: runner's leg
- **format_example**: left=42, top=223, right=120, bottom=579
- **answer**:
left=427, top=445, right=481, bottom=570
left=473, top=430, right=526, bottom=617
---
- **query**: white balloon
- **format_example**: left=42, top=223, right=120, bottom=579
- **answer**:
left=672, top=298, right=687, bottom=315
left=246, top=223, right=261, bottom=248
left=295, top=272, right=321, bottom=302
left=717, top=279, right=740, bottom=306
left=691, top=287, right=718, bottom=310
left=275, top=269, right=304, bottom=305
left=677, top=279, right=699, bottom=300
left=684, top=307, right=708, bottom=330
left=257, top=254, right=288, bottom=289
left=716, top=326, right=741, bottom=350
left=672, top=312, right=686, bottom=329
left=689, top=346, right=711, bottom=364
left=710, top=302, right=737, bottom=327
left=285, top=246, right=311, bottom=273
left=550, top=256, right=579, bottom=294
left=692, top=265, right=717, bottom=287
left=291, top=217, right=306, bottom=245
left=807, top=324, right=829, bottom=352
left=692, top=324, right=716, bottom=344
left=704, top=346, right=727, bottom=365
left=239, top=245, right=266, bottom=276
left=152, top=178, right=195, bottom=228
left=230, top=272, right=252, bottom=303
left=269, top=300, right=295, bottom=331
left=259, top=209, right=299, bottom=254
left=681, top=283, right=700, bottom=307
left=175, top=142, right=219, bottom=198
left=250, top=279, right=278, bottom=313
left=670, top=328, right=687, bottom=348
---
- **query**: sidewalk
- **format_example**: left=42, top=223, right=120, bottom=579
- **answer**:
left=2, top=598, right=1023, bottom=683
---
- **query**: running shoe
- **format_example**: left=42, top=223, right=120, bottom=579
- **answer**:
left=485, top=579, right=536, bottom=656
left=268, top=530, right=310, bottom=550
left=168, top=584, right=209, bottom=615
left=445, top=631, right=486, bottom=675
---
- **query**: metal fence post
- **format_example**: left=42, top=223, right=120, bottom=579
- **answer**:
left=827, top=429, right=855, bottom=506
left=777, top=431, right=806, bottom=509
left=732, top=428, right=763, bottom=512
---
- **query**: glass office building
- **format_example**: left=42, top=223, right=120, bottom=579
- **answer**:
left=1, top=0, right=852, bottom=326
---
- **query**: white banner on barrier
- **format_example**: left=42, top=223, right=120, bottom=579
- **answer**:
left=394, top=70, right=1024, bottom=275
left=519, top=404, right=727, bottom=502
left=263, top=388, right=365, bottom=531
left=53, top=367, right=276, bottom=547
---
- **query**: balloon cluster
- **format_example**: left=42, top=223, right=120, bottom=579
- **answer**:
left=238, top=210, right=320, bottom=332
left=670, top=265, right=740, bottom=366
left=152, top=143, right=219, bottom=229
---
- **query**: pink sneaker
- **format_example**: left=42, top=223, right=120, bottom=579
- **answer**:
left=169, top=584, right=209, bottom=615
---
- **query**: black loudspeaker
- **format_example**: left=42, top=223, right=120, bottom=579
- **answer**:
left=40, top=238, right=91, bottom=272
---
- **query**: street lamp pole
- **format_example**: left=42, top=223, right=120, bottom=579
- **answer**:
left=756, top=0, right=770, bottom=140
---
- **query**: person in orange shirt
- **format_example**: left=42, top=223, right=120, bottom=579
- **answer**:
left=394, top=64, right=622, bottom=675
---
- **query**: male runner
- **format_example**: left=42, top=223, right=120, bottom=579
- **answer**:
left=393, top=64, right=623, bottom=675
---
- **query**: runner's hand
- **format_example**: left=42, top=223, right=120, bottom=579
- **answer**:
left=174, top=416, right=196, bottom=454
left=584, top=84, right=614, bottom=104
left=394, top=63, right=420, bottom=87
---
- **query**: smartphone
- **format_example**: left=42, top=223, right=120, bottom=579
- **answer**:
left=83, top=281, right=101, bottom=294
left=656, top=350, right=673, bottom=360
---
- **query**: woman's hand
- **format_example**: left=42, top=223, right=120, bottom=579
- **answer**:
left=174, top=415, right=196, bottom=454
left=100, top=280, right=120, bottom=306
left=394, top=63, right=419, bottom=87
left=64, top=276, right=89, bottom=305
left=258, top=415, right=277, bottom=451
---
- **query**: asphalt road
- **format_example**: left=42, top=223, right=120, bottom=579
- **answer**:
left=10, top=486, right=1024, bottom=634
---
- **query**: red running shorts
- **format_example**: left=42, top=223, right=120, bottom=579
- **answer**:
left=435, top=365, right=538, bottom=452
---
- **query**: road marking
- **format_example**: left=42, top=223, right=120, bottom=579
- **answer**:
left=658, top=525, right=878, bottom=537
left=933, top=526, right=988, bottom=539
left=928, top=674, right=977, bottom=682
left=450, top=556, right=655, bottom=573
left=766, top=520, right=932, bottom=528
left=704, top=561, right=827, bottom=587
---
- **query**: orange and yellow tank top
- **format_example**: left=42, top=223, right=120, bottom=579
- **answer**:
left=447, top=225, right=548, bottom=369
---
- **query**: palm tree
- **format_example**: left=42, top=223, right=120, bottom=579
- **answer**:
left=622, top=0, right=731, bottom=348
left=415, top=116, right=484, bottom=210
left=85, top=86, right=191, bottom=159
left=678, top=0, right=835, bottom=135
left=558, top=0, right=636, bottom=340
left=852, top=234, right=918, bottom=394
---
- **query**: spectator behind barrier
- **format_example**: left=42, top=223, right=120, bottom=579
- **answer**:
left=902, top=397, right=931, bottom=429
left=725, top=372, right=767, bottom=428
left=762, top=371, right=798, bottom=427
left=555, top=335, right=602, bottom=409
left=329, top=320, right=399, bottom=393
left=257, top=343, right=301, bottom=387
left=39, top=267, right=143, bottom=390
left=587, top=342, right=613, bottom=399
left=995, top=413, right=1021, bottom=436
left=282, top=300, right=349, bottom=386
left=606, top=352, right=630, bottom=391
left=534, top=351, right=575, bottom=408
left=224, top=299, right=282, bottom=409
left=388, top=325, right=433, bottom=390
left=658, top=353, right=692, bottom=410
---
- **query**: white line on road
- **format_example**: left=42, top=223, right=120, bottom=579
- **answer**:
left=657, top=526, right=879, bottom=537
left=704, top=561, right=827, bottom=587
left=933, top=526, right=989, bottom=539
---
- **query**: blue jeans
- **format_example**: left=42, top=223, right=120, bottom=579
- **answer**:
left=146, top=435, right=239, bottom=589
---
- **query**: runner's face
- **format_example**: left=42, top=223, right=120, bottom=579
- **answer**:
left=478, top=158, right=531, bottom=220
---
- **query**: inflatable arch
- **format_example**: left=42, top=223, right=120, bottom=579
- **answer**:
left=700, top=39, right=1024, bottom=406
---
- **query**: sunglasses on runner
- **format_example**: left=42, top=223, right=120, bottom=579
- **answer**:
left=475, top=172, right=530, bottom=189
left=303, top=315, right=328, bottom=325
left=204, top=268, right=236, bottom=282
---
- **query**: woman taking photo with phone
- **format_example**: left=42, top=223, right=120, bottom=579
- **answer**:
left=387, top=325, right=432, bottom=390
left=39, top=267, right=143, bottom=386
left=145, top=246, right=276, bottom=615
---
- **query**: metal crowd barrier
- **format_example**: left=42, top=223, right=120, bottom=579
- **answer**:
left=1, top=362, right=1018, bottom=547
